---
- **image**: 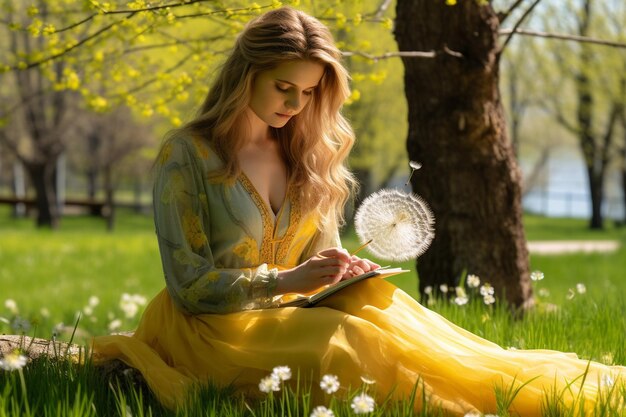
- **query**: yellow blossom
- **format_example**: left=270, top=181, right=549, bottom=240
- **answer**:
left=446, top=0, right=457, bottom=5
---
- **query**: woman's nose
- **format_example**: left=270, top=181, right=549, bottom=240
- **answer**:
left=286, top=92, right=300, bottom=111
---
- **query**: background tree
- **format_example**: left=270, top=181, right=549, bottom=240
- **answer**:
left=395, top=0, right=534, bottom=307
left=537, top=0, right=625, bottom=229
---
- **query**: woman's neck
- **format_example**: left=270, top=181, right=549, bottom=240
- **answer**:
left=245, top=108, right=272, bottom=145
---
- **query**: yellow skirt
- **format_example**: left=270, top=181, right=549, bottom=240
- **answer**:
left=93, top=279, right=624, bottom=415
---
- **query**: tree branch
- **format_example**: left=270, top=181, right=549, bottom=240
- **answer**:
left=9, top=13, right=137, bottom=71
left=498, top=0, right=528, bottom=24
left=498, top=0, right=543, bottom=54
left=370, top=0, right=393, bottom=20
left=498, top=28, right=626, bottom=49
left=342, top=46, right=462, bottom=62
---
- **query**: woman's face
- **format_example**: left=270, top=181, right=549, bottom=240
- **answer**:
left=249, top=60, right=325, bottom=129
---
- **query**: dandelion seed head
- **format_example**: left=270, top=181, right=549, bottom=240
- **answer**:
left=271, top=365, right=291, bottom=381
left=530, top=271, right=544, bottom=281
left=11, top=317, right=31, bottom=333
left=350, top=392, right=375, bottom=414
left=424, top=286, right=432, bottom=295
left=354, top=189, right=435, bottom=261
left=320, top=374, right=340, bottom=394
left=360, top=375, right=376, bottom=385
left=409, top=161, right=422, bottom=170
left=467, top=274, right=480, bottom=288
left=439, top=284, right=448, bottom=294
left=576, top=283, right=586, bottom=294
left=0, top=350, right=27, bottom=371
left=310, top=405, right=335, bottom=417
left=259, top=374, right=281, bottom=393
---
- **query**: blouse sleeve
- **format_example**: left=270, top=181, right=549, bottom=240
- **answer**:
left=153, top=138, right=278, bottom=315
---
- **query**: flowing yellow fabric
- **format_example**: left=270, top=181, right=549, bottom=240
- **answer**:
left=94, top=278, right=624, bottom=415
left=93, top=135, right=624, bottom=415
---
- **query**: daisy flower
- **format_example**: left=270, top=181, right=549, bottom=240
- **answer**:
left=320, top=374, right=340, bottom=394
left=310, top=405, right=335, bottom=417
left=272, top=365, right=292, bottom=381
left=351, top=392, right=375, bottom=414
left=259, top=374, right=281, bottom=393
left=0, top=351, right=27, bottom=371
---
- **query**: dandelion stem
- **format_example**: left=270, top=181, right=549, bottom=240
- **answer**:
left=18, top=368, right=31, bottom=417
left=351, top=239, right=373, bottom=256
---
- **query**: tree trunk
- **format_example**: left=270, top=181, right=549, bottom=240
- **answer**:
left=26, top=161, right=59, bottom=228
left=394, top=0, right=531, bottom=308
left=104, top=164, right=115, bottom=232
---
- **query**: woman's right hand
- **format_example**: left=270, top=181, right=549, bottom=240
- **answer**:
left=275, top=247, right=351, bottom=294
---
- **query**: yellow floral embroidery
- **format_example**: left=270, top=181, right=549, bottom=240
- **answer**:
left=192, top=137, right=210, bottom=159
left=181, top=272, right=220, bottom=305
left=233, top=236, right=260, bottom=265
left=182, top=210, right=207, bottom=250
left=173, top=249, right=203, bottom=267
left=199, top=193, right=209, bottom=213
left=158, top=142, right=173, bottom=165
left=160, top=172, right=186, bottom=204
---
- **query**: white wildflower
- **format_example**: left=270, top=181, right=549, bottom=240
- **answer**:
left=576, top=283, right=586, bottom=294
left=480, top=284, right=494, bottom=296
left=88, top=296, right=100, bottom=307
left=310, top=405, right=335, bottom=417
left=424, top=286, right=432, bottom=295
left=409, top=161, right=422, bottom=170
left=467, top=274, right=480, bottom=288
left=108, top=319, right=122, bottom=332
left=119, top=293, right=147, bottom=319
left=439, top=284, right=448, bottom=294
left=271, top=365, right=291, bottom=381
left=454, top=296, right=469, bottom=306
left=530, top=271, right=544, bottom=281
left=350, top=392, right=375, bottom=414
left=83, top=306, right=93, bottom=316
left=4, top=299, right=18, bottom=315
left=320, top=374, right=340, bottom=394
left=483, top=294, right=496, bottom=305
left=259, top=374, right=281, bottom=393
left=0, top=351, right=27, bottom=371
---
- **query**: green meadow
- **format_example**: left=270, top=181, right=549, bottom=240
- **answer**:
left=1, top=207, right=626, bottom=416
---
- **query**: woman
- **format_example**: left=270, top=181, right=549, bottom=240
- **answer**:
left=94, top=6, right=624, bottom=416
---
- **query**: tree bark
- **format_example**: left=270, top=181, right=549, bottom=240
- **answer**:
left=394, top=0, right=531, bottom=308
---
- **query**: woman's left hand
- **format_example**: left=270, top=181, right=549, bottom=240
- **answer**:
left=341, top=256, right=380, bottom=279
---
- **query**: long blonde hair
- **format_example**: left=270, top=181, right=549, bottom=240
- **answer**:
left=168, top=6, right=356, bottom=230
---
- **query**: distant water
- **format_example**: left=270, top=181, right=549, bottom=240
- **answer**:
left=520, top=151, right=624, bottom=220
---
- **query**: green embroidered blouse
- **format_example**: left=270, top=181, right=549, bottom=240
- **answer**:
left=153, top=136, right=339, bottom=314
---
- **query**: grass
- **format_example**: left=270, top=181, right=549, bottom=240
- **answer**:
left=1, top=207, right=626, bottom=416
